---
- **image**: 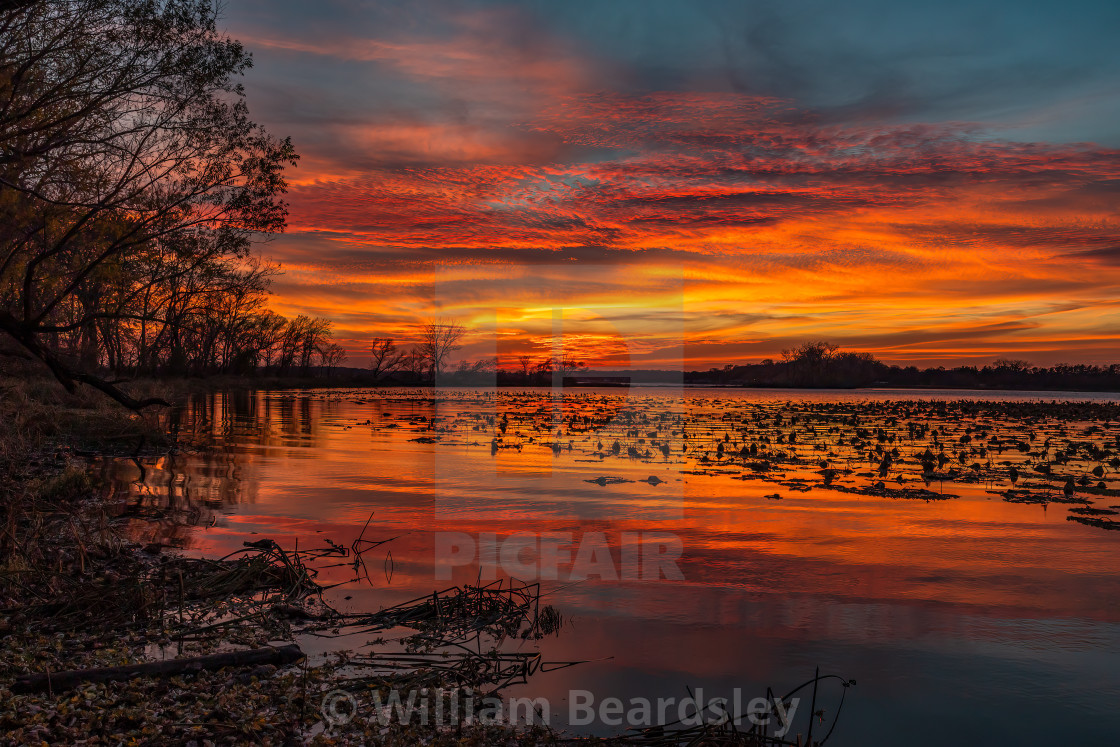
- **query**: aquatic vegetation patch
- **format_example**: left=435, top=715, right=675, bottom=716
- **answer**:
left=327, top=392, right=1120, bottom=532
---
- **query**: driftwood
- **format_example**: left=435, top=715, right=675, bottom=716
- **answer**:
left=11, top=643, right=304, bottom=694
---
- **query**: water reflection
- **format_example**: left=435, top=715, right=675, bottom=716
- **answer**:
left=103, top=388, right=1120, bottom=745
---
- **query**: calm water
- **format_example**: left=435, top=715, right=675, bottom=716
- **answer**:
left=106, top=387, right=1120, bottom=745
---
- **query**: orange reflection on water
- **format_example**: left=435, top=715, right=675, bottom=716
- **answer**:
left=100, top=388, right=1120, bottom=743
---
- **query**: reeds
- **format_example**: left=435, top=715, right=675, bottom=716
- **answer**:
left=325, top=578, right=564, bottom=647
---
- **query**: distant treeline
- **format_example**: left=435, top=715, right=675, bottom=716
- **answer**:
left=352, top=338, right=1119, bottom=391
left=368, top=330, right=593, bottom=387
left=686, top=342, right=1120, bottom=392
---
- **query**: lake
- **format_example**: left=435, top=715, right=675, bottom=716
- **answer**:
left=103, top=387, right=1120, bottom=745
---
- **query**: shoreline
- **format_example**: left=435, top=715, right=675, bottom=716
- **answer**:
left=0, top=377, right=568, bottom=744
left=0, top=459, right=570, bottom=745
left=88, top=373, right=1120, bottom=396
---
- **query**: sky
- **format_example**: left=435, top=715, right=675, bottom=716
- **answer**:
left=224, top=0, right=1120, bottom=369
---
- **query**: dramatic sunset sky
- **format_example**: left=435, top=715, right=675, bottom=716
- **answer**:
left=227, top=0, right=1120, bottom=368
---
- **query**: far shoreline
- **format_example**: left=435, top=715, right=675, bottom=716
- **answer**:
left=128, top=374, right=1120, bottom=397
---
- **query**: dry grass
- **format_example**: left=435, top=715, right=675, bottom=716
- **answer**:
left=0, top=368, right=170, bottom=585
left=0, top=373, right=165, bottom=448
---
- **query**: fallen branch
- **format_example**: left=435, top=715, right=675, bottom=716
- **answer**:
left=11, top=643, right=304, bottom=694
left=0, top=309, right=169, bottom=411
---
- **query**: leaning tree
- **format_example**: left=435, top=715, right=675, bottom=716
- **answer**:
left=0, top=0, right=297, bottom=407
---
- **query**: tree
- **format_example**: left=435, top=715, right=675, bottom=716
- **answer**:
left=278, top=315, right=331, bottom=374
left=993, top=358, right=1030, bottom=372
left=517, top=355, right=533, bottom=380
left=402, top=347, right=426, bottom=379
left=449, top=356, right=496, bottom=384
left=781, top=341, right=839, bottom=365
left=417, top=319, right=465, bottom=382
left=273, top=314, right=333, bottom=375
left=554, top=358, right=588, bottom=377
left=369, top=337, right=406, bottom=380
left=0, top=0, right=297, bottom=407
left=318, top=342, right=347, bottom=377
left=781, top=341, right=839, bottom=386
left=247, top=311, right=288, bottom=369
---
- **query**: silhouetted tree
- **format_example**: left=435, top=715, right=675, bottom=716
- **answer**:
left=0, top=0, right=297, bottom=406
left=369, top=337, right=406, bottom=381
left=401, top=347, right=426, bottom=381
left=417, top=319, right=465, bottom=382
left=781, top=341, right=839, bottom=386
left=517, top=355, right=534, bottom=381
left=318, top=342, right=347, bottom=377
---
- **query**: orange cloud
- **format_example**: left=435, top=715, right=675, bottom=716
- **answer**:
left=239, top=27, right=1120, bottom=367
